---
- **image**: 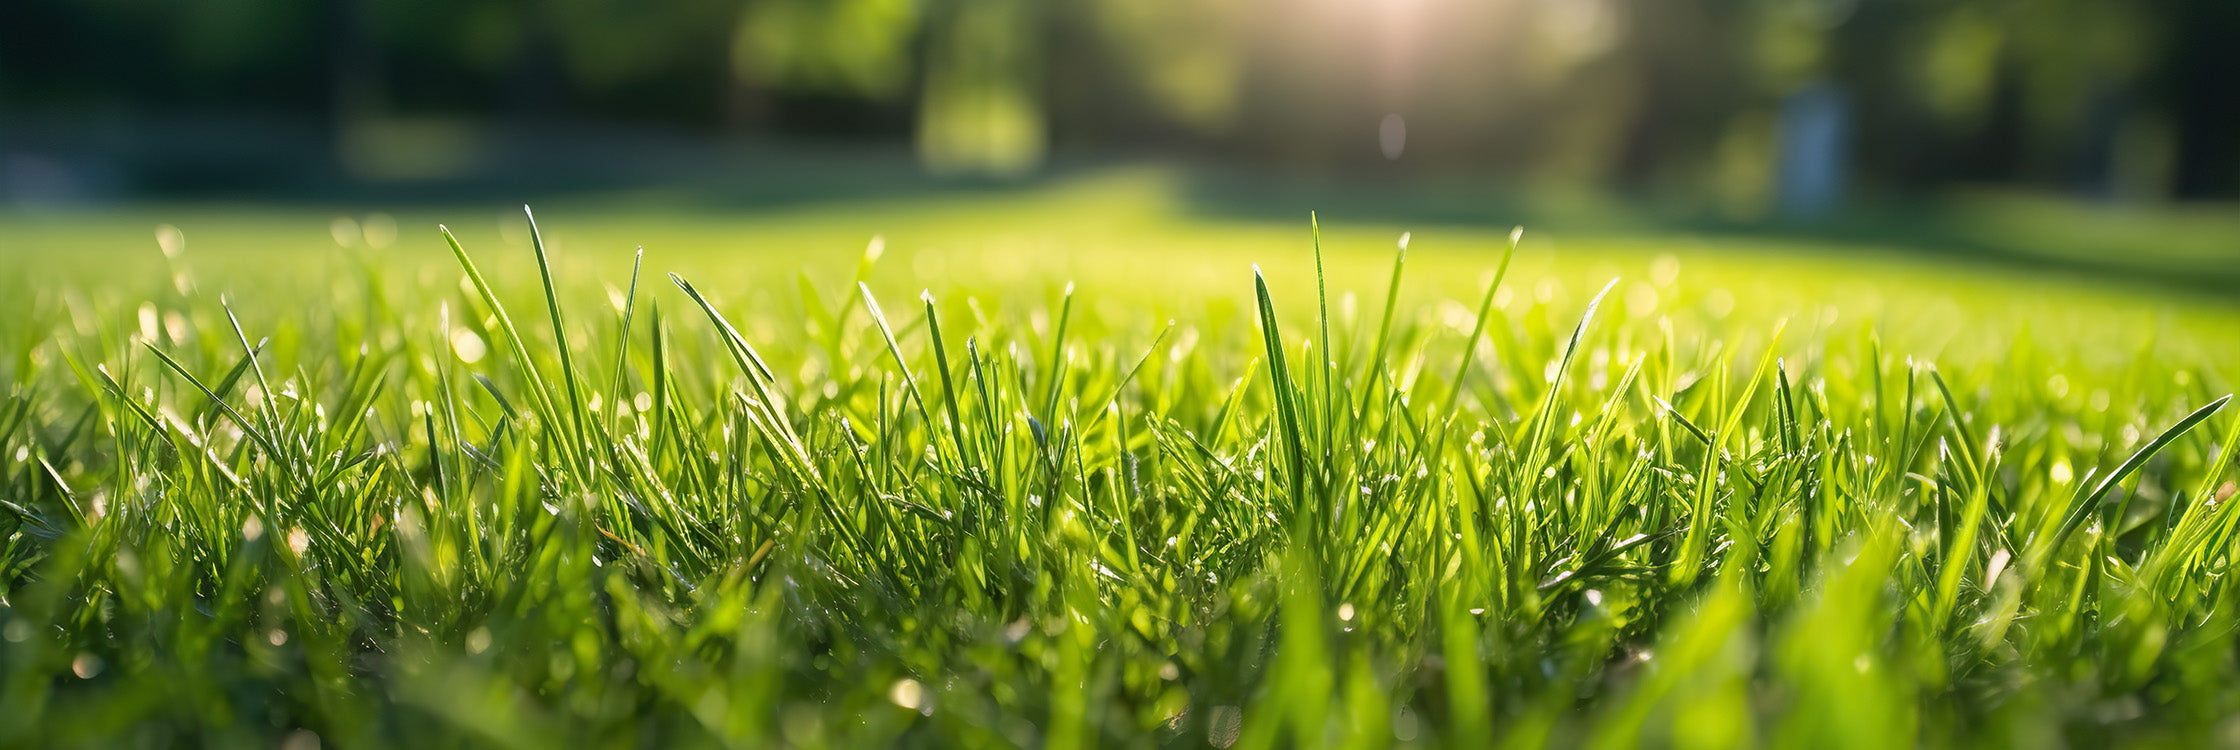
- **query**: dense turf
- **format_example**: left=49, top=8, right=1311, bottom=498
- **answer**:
left=5, top=198, right=2240, bottom=747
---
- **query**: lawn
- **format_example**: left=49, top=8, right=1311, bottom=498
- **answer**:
left=4, top=170, right=2240, bottom=747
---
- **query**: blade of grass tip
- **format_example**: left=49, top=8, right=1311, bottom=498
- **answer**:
left=2043, top=394, right=2231, bottom=562
left=648, top=305, right=673, bottom=457
left=91, top=363, right=161, bottom=433
left=472, top=373, right=519, bottom=422
left=2164, top=409, right=2240, bottom=576
left=1519, top=277, right=1620, bottom=484
left=857, top=282, right=945, bottom=470
left=1866, top=333, right=1887, bottom=446
left=1209, top=358, right=1262, bottom=447
left=1651, top=396, right=1714, bottom=447
left=1884, top=359, right=1921, bottom=496
left=441, top=224, right=573, bottom=469
left=1933, top=433, right=1999, bottom=630
left=1507, top=277, right=1620, bottom=583
left=1353, top=232, right=1408, bottom=420
left=141, top=342, right=281, bottom=460
left=222, top=301, right=281, bottom=431
left=1774, top=360, right=1799, bottom=454
left=920, top=291, right=977, bottom=471
left=963, top=338, right=1002, bottom=486
left=666, top=274, right=816, bottom=480
left=37, top=455, right=85, bottom=525
left=605, top=246, right=645, bottom=436
left=524, top=206, right=593, bottom=471
left=1384, top=229, right=1519, bottom=596
left=1310, top=212, right=1334, bottom=458
left=1408, top=227, right=1522, bottom=542
left=1673, top=320, right=1787, bottom=586
left=1041, top=282, right=1075, bottom=425
left=1253, top=266, right=1311, bottom=525
left=1928, top=367, right=1982, bottom=486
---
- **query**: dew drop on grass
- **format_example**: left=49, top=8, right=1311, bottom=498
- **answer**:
left=72, top=653, right=102, bottom=679
left=1392, top=706, right=1421, bottom=742
left=466, top=627, right=492, bottom=654
left=889, top=678, right=926, bottom=711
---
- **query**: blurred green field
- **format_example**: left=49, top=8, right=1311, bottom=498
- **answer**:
left=7, top=171, right=2240, bottom=747
left=6, top=168, right=2236, bottom=355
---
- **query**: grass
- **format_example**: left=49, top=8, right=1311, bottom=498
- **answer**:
left=6, top=178, right=2240, bottom=747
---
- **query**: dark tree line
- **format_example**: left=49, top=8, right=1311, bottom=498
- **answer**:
left=1, top=0, right=2233, bottom=198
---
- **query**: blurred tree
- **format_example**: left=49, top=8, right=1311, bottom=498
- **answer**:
left=915, top=0, right=1045, bottom=175
left=1, top=0, right=2233, bottom=198
left=1083, top=0, right=1247, bottom=137
left=732, top=0, right=919, bottom=100
left=2156, top=0, right=2240, bottom=198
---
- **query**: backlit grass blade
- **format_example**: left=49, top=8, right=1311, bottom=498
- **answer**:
left=141, top=341, right=280, bottom=459
left=667, top=273, right=818, bottom=486
left=605, top=246, right=645, bottom=438
left=523, top=207, right=594, bottom=471
left=440, top=224, right=578, bottom=478
left=1252, top=265, right=1311, bottom=529
left=2041, top=394, right=2231, bottom=562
